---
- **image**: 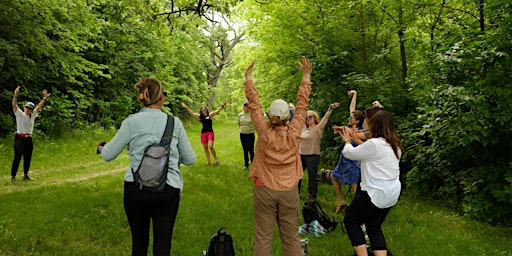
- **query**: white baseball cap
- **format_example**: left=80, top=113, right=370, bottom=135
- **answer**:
left=25, top=102, right=35, bottom=109
left=268, top=99, right=290, bottom=120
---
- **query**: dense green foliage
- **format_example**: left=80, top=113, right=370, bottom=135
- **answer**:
left=1, top=0, right=511, bottom=224
left=0, top=0, right=212, bottom=134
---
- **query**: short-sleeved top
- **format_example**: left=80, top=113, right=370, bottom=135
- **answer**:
left=14, top=107, right=39, bottom=134
left=238, top=111, right=255, bottom=134
left=299, top=125, right=323, bottom=155
left=200, top=117, right=213, bottom=133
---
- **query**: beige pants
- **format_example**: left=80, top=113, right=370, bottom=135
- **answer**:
left=253, top=186, right=301, bottom=256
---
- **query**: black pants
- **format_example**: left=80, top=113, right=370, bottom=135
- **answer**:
left=124, top=182, right=180, bottom=256
left=239, top=133, right=255, bottom=168
left=298, top=154, right=320, bottom=199
left=11, top=136, right=33, bottom=177
left=344, top=190, right=392, bottom=251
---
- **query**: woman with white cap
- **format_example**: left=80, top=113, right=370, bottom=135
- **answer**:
left=10, top=86, right=50, bottom=184
left=243, top=56, right=313, bottom=256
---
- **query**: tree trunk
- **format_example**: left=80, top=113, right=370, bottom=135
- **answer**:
left=398, top=3, right=408, bottom=89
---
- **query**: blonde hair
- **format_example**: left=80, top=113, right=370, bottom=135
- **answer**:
left=269, top=115, right=288, bottom=128
left=306, top=110, right=320, bottom=127
left=134, top=77, right=163, bottom=106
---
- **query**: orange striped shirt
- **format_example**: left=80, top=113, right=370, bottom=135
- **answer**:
left=244, top=79, right=312, bottom=191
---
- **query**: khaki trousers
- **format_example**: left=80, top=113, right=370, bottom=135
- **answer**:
left=253, top=186, right=301, bottom=256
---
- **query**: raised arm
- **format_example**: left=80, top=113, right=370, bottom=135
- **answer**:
left=317, top=102, right=340, bottom=132
left=348, top=90, right=357, bottom=116
left=12, top=86, right=20, bottom=112
left=244, top=60, right=268, bottom=132
left=35, top=89, right=50, bottom=113
left=182, top=103, right=200, bottom=119
left=209, top=101, right=227, bottom=117
left=289, top=56, right=313, bottom=131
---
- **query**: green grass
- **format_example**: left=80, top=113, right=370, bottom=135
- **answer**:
left=1, top=120, right=511, bottom=255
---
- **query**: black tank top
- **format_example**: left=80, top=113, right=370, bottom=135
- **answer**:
left=201, top=117, right=213, bottom=133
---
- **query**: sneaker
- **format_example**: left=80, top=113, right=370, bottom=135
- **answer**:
left=215, top=160, right=221, bottom=166
left=11, top=176, right=16, bottom=185
left=23, top=175, right=34, bottom=181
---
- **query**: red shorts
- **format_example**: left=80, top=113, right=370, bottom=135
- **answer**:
left=200, top=132, right=215, bottom=144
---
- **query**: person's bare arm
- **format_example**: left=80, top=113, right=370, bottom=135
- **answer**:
left=317, top=102, right=339, bottom=132
left=35, top=89, right=50, bottom=113
left=12, top=86, right=20, bottom=112
left=182, top=103, right=200, bottom=119
left=209, top=101, right=227, bottom=117
left=348, top=90, right=357, bottom=116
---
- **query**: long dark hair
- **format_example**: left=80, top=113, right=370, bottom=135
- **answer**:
left=199, top=107, right=209, bottom=121
left=369, top=110, right=404, bottom=159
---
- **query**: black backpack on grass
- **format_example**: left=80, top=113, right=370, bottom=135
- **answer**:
left=132, top=115, right=174, bottom=192
left=207, top=228, right=235, bottom=256
left=302, top=201, right=338, bottom=231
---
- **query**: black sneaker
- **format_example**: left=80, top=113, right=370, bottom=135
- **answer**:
left=23, top=175, right=34, bottom=181
left=11, top=176, right=16, bottom=185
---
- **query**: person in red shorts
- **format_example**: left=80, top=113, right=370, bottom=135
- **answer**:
left=182, top=101, right=227, bottom=165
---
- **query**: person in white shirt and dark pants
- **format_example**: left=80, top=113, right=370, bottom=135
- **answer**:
left=11, top=86, right=50, bottom=184
left=340, top=110, right=404, bottom=256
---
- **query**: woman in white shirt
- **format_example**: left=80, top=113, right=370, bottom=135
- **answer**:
left=340, top=110, right=404, bottom=256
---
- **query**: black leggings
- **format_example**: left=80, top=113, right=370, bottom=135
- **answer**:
left=124, top=182, right=180, bottom=256
left=11, top=136, right=33, bottom=177
left=298, top=154, right=320, bottom=199
left=344, top=190, right=392, bottom=251
left=239, top=133, right=255, bottom=167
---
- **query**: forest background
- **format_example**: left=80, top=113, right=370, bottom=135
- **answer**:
left=0, top=0, right=511, bottom=225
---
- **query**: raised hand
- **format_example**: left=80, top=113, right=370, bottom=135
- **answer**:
left=43, top=89, right=51, bottom=99
left=245, top=60, right=256, bottom=81
left=372, top=101, right=383, bottom=108
left=329, top=102, right=340, bottom=110
left=298, top=56, right=312, bottom=76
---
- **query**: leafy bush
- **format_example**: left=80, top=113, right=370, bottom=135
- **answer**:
left=403, top=83, right=512, bottom=224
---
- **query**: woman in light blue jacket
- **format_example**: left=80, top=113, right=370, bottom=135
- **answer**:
left=100, top=77, right=196, bottom=256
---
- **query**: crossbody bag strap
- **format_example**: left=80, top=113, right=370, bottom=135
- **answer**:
left=160, top=114, right=175, bottom=149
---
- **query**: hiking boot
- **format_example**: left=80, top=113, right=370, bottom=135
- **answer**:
left=11, top=176, right=16, bottom=185
left=23, top=175, right=34, bottom=181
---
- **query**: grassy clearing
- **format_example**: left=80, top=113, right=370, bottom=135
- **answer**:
left=0, top=119, right=511, bottom=255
